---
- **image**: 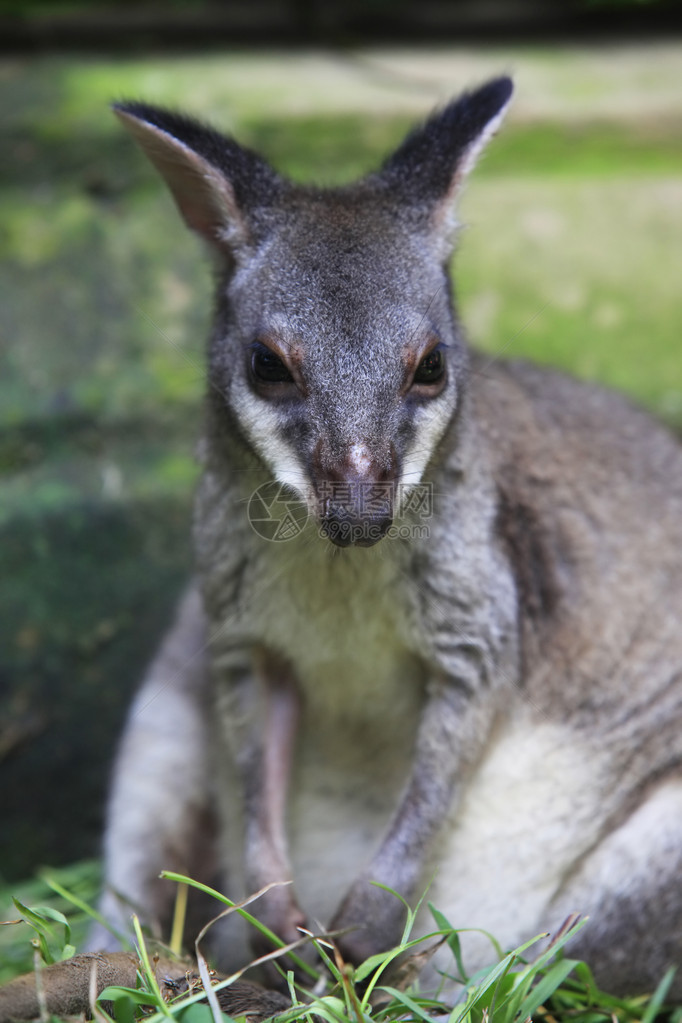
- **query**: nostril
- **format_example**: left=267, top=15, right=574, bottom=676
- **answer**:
left=321, top=517, right=354, bottom=547
left=321, top=511, right=393, bottom=548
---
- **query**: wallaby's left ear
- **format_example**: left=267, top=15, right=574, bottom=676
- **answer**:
left=379, top=76, right=513, bottom=236
left=113, top=101, right=283, bottom=252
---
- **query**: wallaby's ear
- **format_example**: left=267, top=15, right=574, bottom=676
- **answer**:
left=113, top=101, right=283, bottom=249
left=379, top=77, right=513, bottom=236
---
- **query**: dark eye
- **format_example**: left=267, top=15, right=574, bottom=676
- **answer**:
left=413, top=348, right=445, bottom=386
left=251, top=344, right=294, bottom=384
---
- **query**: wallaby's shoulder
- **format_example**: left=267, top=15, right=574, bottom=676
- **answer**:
left=464, top=352, right=682, bottom=716
left=469, top=351, right=682, bottom=504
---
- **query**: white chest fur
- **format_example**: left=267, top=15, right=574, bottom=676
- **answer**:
left=287, top=706, right=606, bottom=977
left=426, top=713, right=606, bottom=964
left=239, top=528, right=421, bottom=717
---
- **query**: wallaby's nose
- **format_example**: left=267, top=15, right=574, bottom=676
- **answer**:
left=312, top=442, right=397, bottom=548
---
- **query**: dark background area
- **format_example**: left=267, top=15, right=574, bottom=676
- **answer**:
left=1, top=0, right=681, bottom=52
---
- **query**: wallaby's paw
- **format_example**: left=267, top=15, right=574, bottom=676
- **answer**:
left=329, top=878, right=407, bottom=967
left=249, top=887, right=310, bottom=965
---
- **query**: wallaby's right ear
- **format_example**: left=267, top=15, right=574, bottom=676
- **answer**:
left=379, top=77, right=513, bottom=239
left=113, top=102, right=283, bottom=250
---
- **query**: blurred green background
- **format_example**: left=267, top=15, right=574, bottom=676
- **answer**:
left=1, top=36, right=681, bottom=938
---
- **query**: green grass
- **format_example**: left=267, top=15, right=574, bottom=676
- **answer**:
left=1, top=868, right=680, bottom=1023
left=247, top=116, right=682, bottom=184
left=0, top=861, right=101, bottom=985
left=457, top=176, right=682, bottom=416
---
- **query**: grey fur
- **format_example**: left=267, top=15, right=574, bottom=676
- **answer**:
left=92, top=80, right=682, bottom=996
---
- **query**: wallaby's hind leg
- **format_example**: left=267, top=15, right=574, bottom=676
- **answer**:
left=88, top=587, right=217, bottom=952
left=551, top=778, right=682, bottom=999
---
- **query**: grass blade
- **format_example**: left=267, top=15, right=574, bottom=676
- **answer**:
left=641, top=966, right=677, bottom=1023
left=516, top=959, right=581, bottom=1018
left=162, top=872, right=318, bottom=980
left=42, top=875, right=131, bottom=950
left=378, top=985, right=443, bottom=1023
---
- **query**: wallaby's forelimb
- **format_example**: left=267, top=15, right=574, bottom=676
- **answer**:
left=330, top=678, right=492, bottom=962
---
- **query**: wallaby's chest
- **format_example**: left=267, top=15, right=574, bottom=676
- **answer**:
left=211, top=527, right=425, bottom=923
left=245, top=528, right=422, bottom=720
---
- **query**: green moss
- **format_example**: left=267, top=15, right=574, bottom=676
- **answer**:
left=0, top=861, right=101, bottom=984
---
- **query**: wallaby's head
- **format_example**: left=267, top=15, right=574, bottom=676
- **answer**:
left=115, top=78, right=512, bottom=547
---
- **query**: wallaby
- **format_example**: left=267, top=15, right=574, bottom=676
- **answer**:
left=91, top=78, right=682, bottom=997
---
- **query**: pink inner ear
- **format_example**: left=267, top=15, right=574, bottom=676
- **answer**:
left=158, top=156, right=236, bottom=241
left=115, top=110, right=243, bottom=246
